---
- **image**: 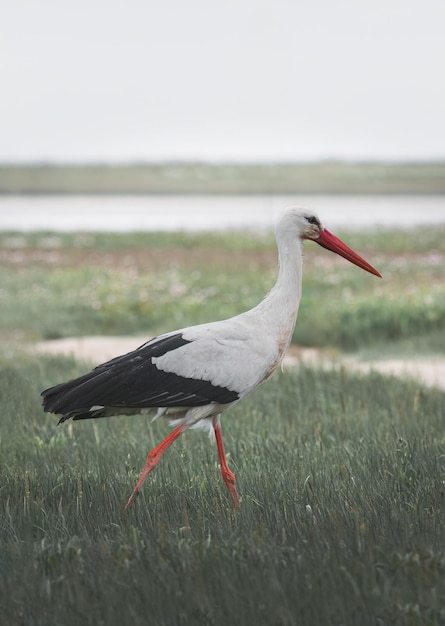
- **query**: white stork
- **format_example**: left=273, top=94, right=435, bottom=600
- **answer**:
left=42, top=207, right=381, bottom=508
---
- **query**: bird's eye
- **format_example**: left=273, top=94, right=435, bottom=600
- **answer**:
left=306, top=216, right=319, bottom=226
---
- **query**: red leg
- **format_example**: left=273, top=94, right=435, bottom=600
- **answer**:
left=213, top=417, right=240, bottom=508
left=125, top=424, right=185, bottom=508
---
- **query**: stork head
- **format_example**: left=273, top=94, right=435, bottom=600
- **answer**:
left=281, top=207, right=382, bottom=277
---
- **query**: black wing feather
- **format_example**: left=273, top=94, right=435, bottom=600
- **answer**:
left=41, top=333, right=239, bottom=422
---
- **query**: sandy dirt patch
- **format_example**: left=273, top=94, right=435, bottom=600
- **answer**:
left=32, top=336, right=445, bottom=391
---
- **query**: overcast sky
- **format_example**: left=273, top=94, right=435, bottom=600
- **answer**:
left=1, top=0, right=444, bottom=162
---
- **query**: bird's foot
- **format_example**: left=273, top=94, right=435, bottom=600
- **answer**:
left=125, top=455, right=158, bottom=508
left=221, top=467, right=240, bottom=509
left=125, top=489, right=139, bottom=509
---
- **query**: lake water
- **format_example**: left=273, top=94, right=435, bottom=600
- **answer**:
left=0, top=194, right=444, bottom=231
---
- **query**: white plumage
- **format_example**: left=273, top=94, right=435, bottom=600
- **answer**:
left=42, top=207, right=381, bottom=507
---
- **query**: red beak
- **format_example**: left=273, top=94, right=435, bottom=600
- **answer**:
left=315, top=229, right=382, bottom=278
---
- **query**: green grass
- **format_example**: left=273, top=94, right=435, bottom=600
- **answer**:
left=1, top=225, right=444, bottom=624
left=1, top=353, right=445, bottom=625
left=2, top=161, right=445, bottom=193
left=1, top=226, right=444, bottom=353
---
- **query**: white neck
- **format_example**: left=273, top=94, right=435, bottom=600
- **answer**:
left=251, top=228, right=304, bottom=345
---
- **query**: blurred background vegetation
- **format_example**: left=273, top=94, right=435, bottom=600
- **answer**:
left=1, top=225, right=444, bottom=357
left=1, top=161, right=445, bottom=194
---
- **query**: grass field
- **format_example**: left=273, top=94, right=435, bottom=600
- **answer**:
left=1, top=225, right=445, bottom=625
left=1, top=356, right=445, bottom=625
left=1, top=161, right=445, bottom=194
left=1, top=225, right=444, bottom=354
